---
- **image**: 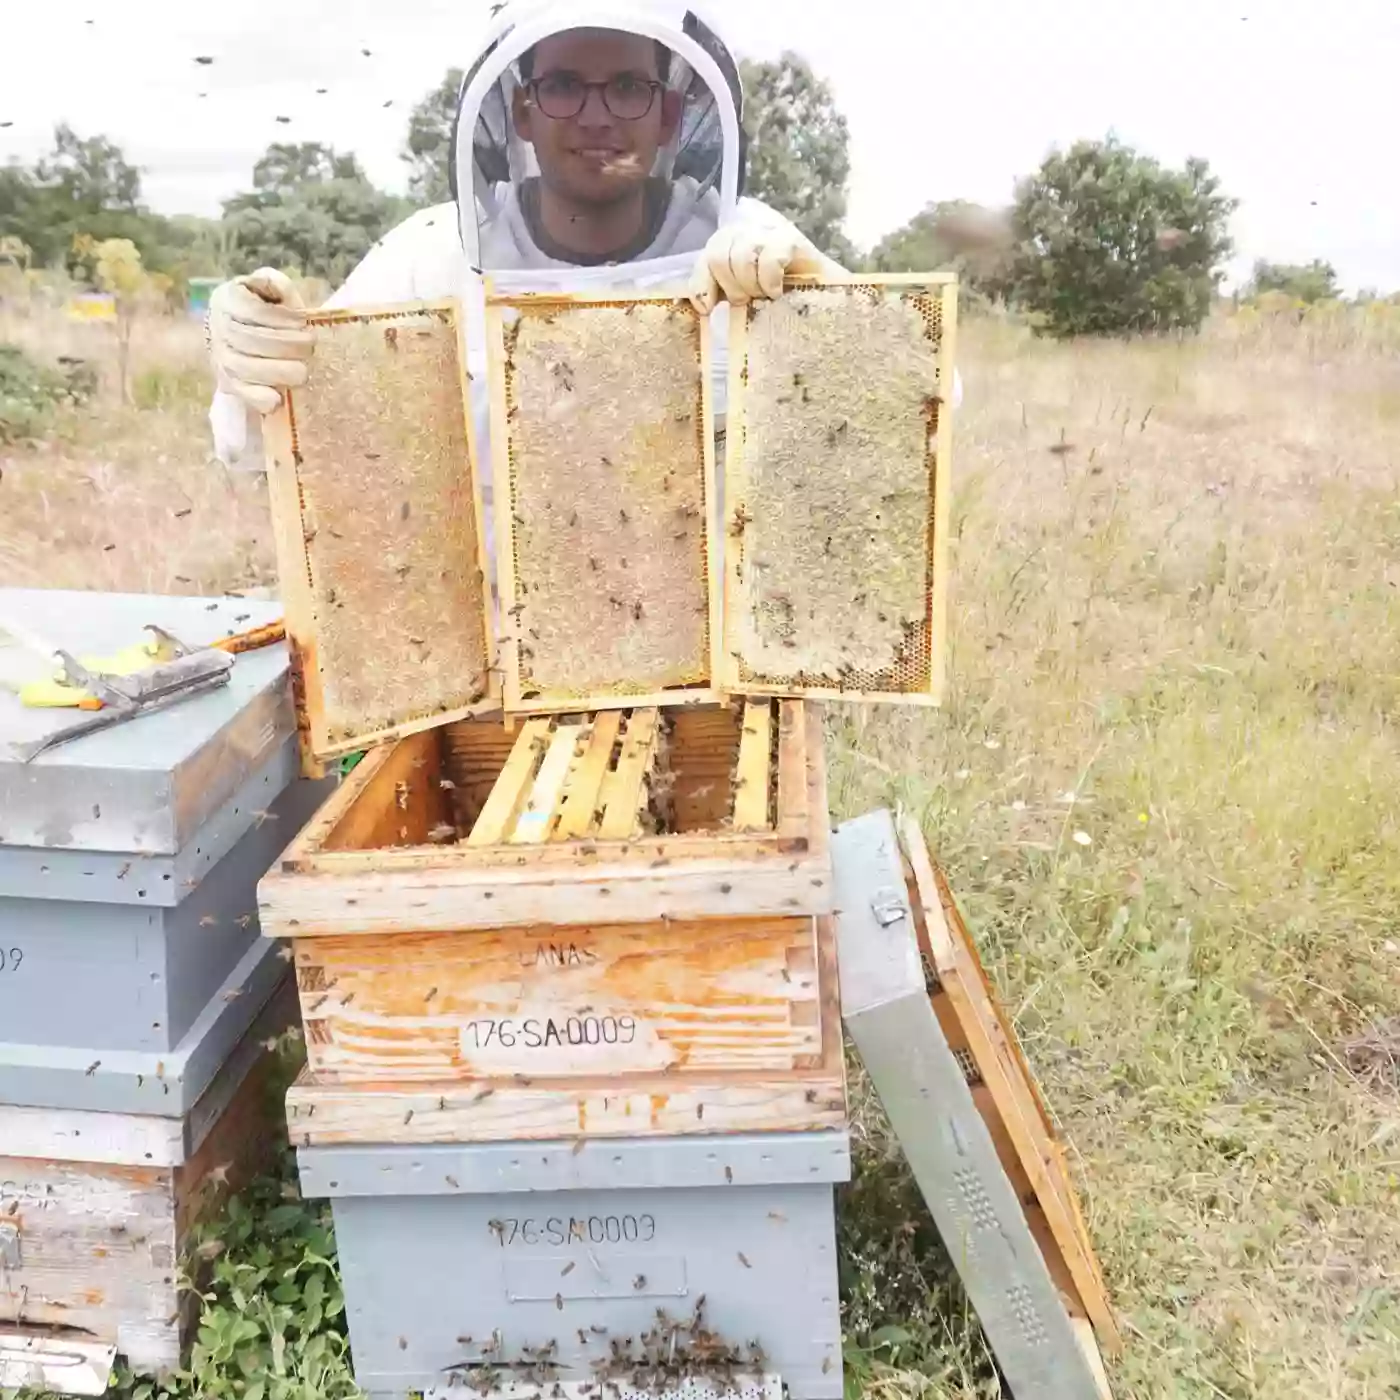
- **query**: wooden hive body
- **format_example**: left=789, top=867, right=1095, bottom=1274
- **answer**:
left=258, top=701, right=845, bottom=1145
left=257, top=700, right=831, bottom=936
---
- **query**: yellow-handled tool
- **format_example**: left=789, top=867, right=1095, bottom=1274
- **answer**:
left=3, top=618, right=286, bottom=762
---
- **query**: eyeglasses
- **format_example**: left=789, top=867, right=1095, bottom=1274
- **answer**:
left=527, top=71, right=665, bottom=121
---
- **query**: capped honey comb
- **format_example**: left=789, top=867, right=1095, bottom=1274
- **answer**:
left=489, top=294, right=717, bottom=714
left=723, top=276, right=958, bottom=704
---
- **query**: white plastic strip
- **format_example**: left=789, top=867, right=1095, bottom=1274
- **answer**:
left=0, top=1334, right=117, bottom=1397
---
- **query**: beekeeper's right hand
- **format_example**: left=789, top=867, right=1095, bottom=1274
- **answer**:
left=208, top=268, right=314, bottom=415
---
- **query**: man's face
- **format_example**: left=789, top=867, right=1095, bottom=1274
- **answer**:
left=514, top=29, right=682, bottom=207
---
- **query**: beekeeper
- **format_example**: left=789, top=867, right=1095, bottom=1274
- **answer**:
left=206, top=0, right=845, bottom=471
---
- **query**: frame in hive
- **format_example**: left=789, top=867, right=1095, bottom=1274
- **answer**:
left=263, top=300, right=495, bottom=773
left=486, top=289, right=721, bottom=715
left=721, top=273, right=958, bottom=704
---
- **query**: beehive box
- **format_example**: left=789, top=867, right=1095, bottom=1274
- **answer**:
left=0, top=984, right=296, bottom=1391
left=257, top=700, right=830, bottom=937
left=296, top=1129, right=848, bottom=1400
left=0, top=590, right=328, bottom=1115
left=262, top=301, right=495, bottom=770
left=486, top=291, right=719, bottom=714
left=721, top=275, right=958, bottom=704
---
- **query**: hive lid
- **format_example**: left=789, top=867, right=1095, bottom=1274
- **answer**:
left=262, top=300, right=497, bottom=773
left=0, top=589, right=290, bottom=855
left=895, top=813, right=1121, bottom=1357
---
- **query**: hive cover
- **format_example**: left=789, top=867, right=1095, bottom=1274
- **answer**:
left=722, top=275, right=957, bottom=704
left=898, top=814, right=1121, bottom=1356
left=486, top=290, right=719, bottom=715
left=263, top=300, right=495, bottom=768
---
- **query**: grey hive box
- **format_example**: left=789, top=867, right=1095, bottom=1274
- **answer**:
left=0, top=982, right=299, bottom=1392
left=0, top=589, right=329, bottom=1115
left=296, top=1131, right=849, bottom=1400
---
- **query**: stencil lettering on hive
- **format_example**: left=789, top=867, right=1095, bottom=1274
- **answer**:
left=457, top=1005, right=674, bottom=1074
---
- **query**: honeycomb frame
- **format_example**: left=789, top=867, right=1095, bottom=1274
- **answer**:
left=485, top=287, right=722, bottom=716
left=263, top=299, right=496, bottom=774
left=721, top=273, right=959, bottom=705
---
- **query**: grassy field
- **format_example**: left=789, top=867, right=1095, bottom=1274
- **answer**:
left=2, top=303, right=1398, bottom=1400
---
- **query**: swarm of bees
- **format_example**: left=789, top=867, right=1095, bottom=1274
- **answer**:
left=439, top=1299, right=768, bottom=1397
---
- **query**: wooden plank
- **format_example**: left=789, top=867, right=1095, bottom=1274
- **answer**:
left=287, top=917, right=846, bottom=1146
left=555, top=711, right=623, bottom=840
left=467, top=718, right=552, bottom=846
left=732, top=700, right=774, bottom=832
left=776, top=700, right=811, bottom=838
left=900, top=816, right=1121, bottom=1356
left=489, top=293, right=715, bottom=712
left=0, top=1105, right=185, bottom=1169
left=597, top=709, right=660, bottom=839
left=262, top=402, right=328, bottom=779
left=723, top=277, right=955, bottom=704
left=321, top=729, right=447, bottom=851
left=292, top=916, right=820, bottom=1081
left=510, top=723, right=584, bottom=844
left=930, top=281, right=959, bottom=702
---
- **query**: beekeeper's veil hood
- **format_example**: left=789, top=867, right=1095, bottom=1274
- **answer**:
left=451, top=0, right=744, bottom=289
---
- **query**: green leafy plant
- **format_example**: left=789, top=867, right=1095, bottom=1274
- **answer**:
left=0, top=343, right=95, bottom=443
left=1004, top=136, right=1237, bottom=338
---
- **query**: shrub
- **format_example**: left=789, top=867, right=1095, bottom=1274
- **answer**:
left=1005, top=137, right=1237, bottom=338
left=0, top=343, right=95, bottom=443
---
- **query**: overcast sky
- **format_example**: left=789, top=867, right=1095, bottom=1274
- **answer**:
left=1, top=0, right=1395, bottom=291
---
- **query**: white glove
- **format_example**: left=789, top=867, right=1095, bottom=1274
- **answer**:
left=208, top=268, right=314, bottom=415
left=689, top=221, right=844, bottom=314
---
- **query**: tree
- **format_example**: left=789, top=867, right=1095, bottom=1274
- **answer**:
left=403, top=69, right=464, bottom=208
left=253, top=143, right=367, bottom=199
left=81, top=236, right=166, bottom=402
left=1004, top=137, right=1237, bottom=338
left=739, top=54, right=857, bottom=264
left=0, top=126, right=193, bottom=277
left=223, top=146, right=408, bottom=283
left=1248, top=258, right=1339, bottom=304
left=870, top=200, right=1015, bottom=296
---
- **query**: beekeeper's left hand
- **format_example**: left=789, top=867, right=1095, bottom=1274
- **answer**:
left=690, top=218, right=845, bottom=314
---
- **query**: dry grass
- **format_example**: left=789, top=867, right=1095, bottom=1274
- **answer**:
left=832, top=310, right=1400, bottom=1397
left=3, top=303, right=1398, bottom=1398
left=0, top=309, right=274, bottom=594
